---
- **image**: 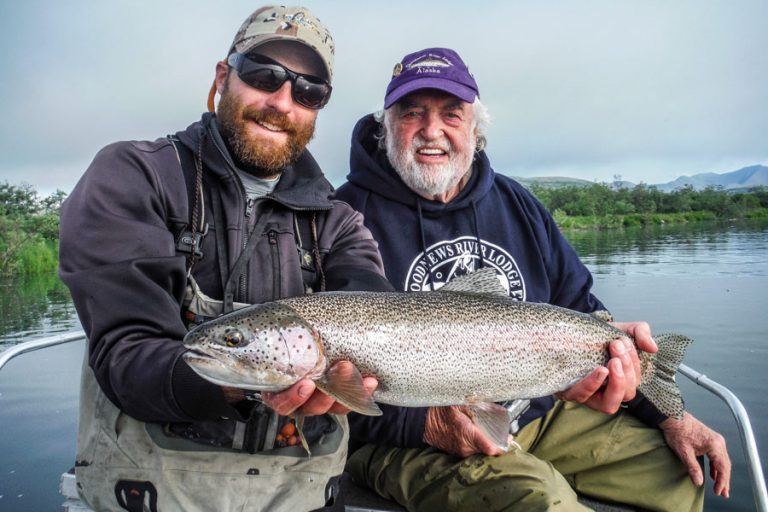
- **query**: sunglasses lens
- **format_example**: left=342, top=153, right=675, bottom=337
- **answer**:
left=239, top=66, right=289, bottom=93
left=230, top=54, right=332, bottom=109
left=293, top=77, right=332, bottom=109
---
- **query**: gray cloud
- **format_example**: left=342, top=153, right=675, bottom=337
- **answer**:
left=1, top=0, right=766, bottom=195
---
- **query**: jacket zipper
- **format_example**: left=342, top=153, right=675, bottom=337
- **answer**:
left=268, top=229, right=281, bottom=300
left=207, top=123, right=251, bottom=303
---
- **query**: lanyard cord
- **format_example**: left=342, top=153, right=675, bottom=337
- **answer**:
left=221, top=205, right=274, bottom=314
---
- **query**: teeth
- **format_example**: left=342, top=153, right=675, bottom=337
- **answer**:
left=257, top=121, right=284, bottom=132
left=418, top=148, right=446, bottom=155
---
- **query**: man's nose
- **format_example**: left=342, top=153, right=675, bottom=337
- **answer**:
left=420, top=112, right=445, bottom=140
left=265, top=80, right=294, bottom=112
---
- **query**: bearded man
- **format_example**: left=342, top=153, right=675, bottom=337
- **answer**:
left=336, top=47, right=731, bottom=511
left=59, top=6, right=390, bottom=511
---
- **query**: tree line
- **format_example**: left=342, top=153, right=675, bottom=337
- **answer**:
left=0, top=182, right=66, bottom=275
left=528, top=183, right=768, bottom=229
left=1, top=181, right=767, bottom=275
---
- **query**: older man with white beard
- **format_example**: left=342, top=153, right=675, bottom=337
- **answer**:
left=335, top=47, right=730, bottom=511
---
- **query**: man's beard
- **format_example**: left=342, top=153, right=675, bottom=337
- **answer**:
left=217, top=90, right=315, bottom=177
left=385, top=133, right=473, bottom=198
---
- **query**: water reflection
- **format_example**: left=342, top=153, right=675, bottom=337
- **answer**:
left=563, top=219, right=768, bottom=277
left=0, top=271, right=79, bottom=349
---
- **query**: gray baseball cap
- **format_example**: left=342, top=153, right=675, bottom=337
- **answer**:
left=229, top=6, right=335, bottom=81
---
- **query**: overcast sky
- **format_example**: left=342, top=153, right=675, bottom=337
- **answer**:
left=1, top=0, right=766, bottom=196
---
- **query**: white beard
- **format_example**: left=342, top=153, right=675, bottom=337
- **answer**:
left=385, top=133, right=473, bottom=198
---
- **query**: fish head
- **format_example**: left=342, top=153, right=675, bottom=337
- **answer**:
left=182, top=302, right=325, bottom=391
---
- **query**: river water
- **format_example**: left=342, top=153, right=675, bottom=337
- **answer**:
left=0, top=219, right=766, bottom=511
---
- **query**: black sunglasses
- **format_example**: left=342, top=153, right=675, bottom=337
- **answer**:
left=227, top=53, right=332, bottom=110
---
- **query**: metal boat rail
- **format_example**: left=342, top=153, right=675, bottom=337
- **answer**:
left=678, top=363, right=768, bottom=511
left=0, top=331, right=86, bottom=370
left=1, top=333, right=766, bottom=511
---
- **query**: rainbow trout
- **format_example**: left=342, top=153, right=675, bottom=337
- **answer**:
left=183, top=269, right=691, bottom=449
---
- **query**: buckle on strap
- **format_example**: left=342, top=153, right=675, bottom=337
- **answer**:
left=115, top=480, right=158, bottom=512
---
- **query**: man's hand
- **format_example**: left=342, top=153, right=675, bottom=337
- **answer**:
left=423, top=405, right=510, bottom=458
left=660, top=412, right=731, bottom=498
left=558, top=321, right=658, bottom=414
left=223, top=361, right=378, bottom=417
left=263, top=375, right=379, bottom=416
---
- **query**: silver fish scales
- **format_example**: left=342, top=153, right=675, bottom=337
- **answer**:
left=183, top=269, right=691, bottom=448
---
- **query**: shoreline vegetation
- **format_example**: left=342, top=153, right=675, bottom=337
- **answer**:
left=1, top=181, right=767, bottom=275
left=1, top=183, right=65, bottom=276
left=529, top=183, right=768, bottom=230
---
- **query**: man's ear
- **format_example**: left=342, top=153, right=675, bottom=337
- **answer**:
left=214, top=60, right=229, bottom=93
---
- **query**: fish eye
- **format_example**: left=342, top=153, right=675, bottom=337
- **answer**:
left=223, top=329, right=245, bottom=348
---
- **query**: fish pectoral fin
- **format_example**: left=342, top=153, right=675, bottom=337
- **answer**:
left=466, top=401, right=511, bottom=450
left=315, top=360, right=382, bottom=416
left=294, top=412, right=311, bottom=457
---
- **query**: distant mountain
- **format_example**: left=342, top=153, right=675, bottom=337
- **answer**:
left=652, top=165, right=768, bottom=192
left=512, top=176, right=594, bottom=189
left=513, top=165, right=768, bottom=192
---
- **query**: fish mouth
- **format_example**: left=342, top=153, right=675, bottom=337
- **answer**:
left=182, top=349, right=217, bottom=365
left=181, top=349, right=294, bottom=392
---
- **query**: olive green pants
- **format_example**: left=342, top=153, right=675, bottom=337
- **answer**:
left=347, top=401, right=703, bottom=512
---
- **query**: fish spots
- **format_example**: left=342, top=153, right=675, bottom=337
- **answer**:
left=185, top=285, right=686, bottom=418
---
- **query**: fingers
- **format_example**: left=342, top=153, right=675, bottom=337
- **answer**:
left=680, top=447, right=705, bottom=487
left=424, top=406, right=504, bottom=458
left=598, top=358, right=627, bottom=413
left=612, top=321, right=658, bottom=354
left=263, top=365, right=379, bottom=417
left=558, top=367, right=609, bottom=403
left=708, top=434, right=732, bottom=498
left=299, top=387, right=340, bottom=416
left=609, top=338, right=638, bottom=400
left=328, top=376, right=379, bottom=415
left=262, top=379, right=317, bottom=416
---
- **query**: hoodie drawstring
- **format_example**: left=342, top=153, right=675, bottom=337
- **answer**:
left=415, top=199, right=436, bottom=291
left=471, top=201, right=486, bottom=270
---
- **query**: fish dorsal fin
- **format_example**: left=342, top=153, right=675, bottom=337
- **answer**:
left=438, top=268, right=507, bottom=297
left=590, top=309, right=614, bottom=323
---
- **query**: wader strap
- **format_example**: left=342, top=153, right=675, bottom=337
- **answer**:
left=168, top=135, right=207, bottom=271
left=209, top=187, right=230, bottom=293
left=295, top=211, right=326, bottom=293
left=222, top=205, right=274, bottom=313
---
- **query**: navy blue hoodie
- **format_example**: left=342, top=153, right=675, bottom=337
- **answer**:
left=336, top=114, right=620, bottom=450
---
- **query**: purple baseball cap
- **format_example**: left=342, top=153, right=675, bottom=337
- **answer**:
left=384, top=48, right=479, bottom=109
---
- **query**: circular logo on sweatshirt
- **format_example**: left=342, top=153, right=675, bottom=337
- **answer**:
left=403, top=236, right=526, bottom=300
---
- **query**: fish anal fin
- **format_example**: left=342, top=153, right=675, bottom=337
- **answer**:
left=439, top=268, right=507, bottom=297
left=315, top=360, right=382, bottom=416
left=466, top=401, right=511, bottom=450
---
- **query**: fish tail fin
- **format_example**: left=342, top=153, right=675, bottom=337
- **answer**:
left=638, top=333, right=693, bottom=419
left=315, top=360, right=382, bottom=416
left=466, top=401, right=512, bottom=450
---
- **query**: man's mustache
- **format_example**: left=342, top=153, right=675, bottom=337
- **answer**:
left=243, top=107, right=297, bottom=135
